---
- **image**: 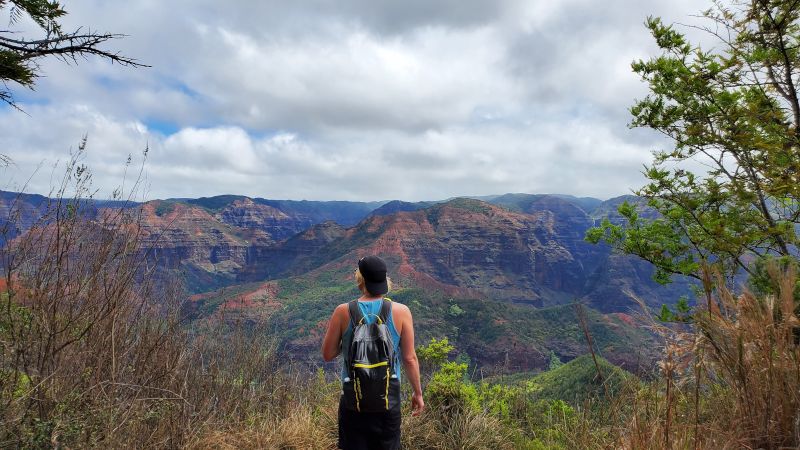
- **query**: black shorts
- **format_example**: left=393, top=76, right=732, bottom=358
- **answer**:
left=338, top=396, right=401, bottom=450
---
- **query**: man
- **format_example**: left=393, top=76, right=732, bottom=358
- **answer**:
left=321, top=255, right=424, bottom=450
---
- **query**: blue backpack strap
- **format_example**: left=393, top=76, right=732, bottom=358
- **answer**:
left=378, top=298, right=392, bottom=324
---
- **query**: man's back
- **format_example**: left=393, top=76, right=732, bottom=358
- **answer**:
left=320, top=255, right=423, bottom=450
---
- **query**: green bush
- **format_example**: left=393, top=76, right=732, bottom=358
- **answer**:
left=426, top=362, right=479, bottom=413
left=479, top=382, right=517, bottom=419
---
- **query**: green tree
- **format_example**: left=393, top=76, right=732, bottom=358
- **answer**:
left=0, top=0, right=145, bottom=108
left=547, top=350, right=563, bottom=371
left=587, top=0, right=800, bottom=286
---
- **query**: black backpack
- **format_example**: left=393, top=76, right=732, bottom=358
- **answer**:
left=341, top=298, right=401, bottom=412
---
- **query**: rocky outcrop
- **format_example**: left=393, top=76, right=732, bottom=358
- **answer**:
left=87, top=196, right=373, bottom=291
left=355, top=198, right=599, bottom=305
left=216, top=198, right=310, bottom=241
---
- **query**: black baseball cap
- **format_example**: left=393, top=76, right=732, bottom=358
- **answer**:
left=358, top=255, right=388, bottom=295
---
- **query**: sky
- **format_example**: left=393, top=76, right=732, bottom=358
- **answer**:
left=0, top=0, right=706, bottom=202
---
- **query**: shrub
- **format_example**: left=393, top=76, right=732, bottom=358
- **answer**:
left=425, top=361, right=479, bottom=414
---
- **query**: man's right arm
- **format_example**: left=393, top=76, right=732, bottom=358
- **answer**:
left=321, top=304, right=346, bottom=362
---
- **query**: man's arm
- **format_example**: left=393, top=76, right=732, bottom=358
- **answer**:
left=321, top=304, right=346, bottom=362
left=398, top=304, right=424, bottom=415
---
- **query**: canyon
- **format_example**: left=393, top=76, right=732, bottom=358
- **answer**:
left=1, top=190, right=693, bottom=373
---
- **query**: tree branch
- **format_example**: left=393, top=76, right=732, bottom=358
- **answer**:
left=0, top=32, right=148, bottom=67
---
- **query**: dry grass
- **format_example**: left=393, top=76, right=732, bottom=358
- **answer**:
left=0, top=153, right=334, bottom=448
left=596, top=264, right=800, bottom=450
left=0, top=160, right=193, bottom=447
left=401, top=408, right=516, bottom=450
left=693, top=265, right=800, bottom=448
left=188, top=405, right=338, bottom=450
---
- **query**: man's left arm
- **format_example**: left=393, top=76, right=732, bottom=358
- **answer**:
left=399, top=305, right=424, bottom=415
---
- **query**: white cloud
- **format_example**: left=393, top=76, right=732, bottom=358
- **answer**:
left=0, top=0, right=714, bottom=201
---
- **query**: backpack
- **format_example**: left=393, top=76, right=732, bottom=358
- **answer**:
left=341, top=298, right=401, bottom=412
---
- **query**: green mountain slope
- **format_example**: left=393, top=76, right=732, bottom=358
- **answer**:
left=524, top=354, right=635, bottom=404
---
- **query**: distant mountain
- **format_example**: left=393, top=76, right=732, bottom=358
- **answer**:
left=114, top=198, right=368, bottom=291
left=486, top=193, right=603, bottom=215
left=0, top=191, right=49, bottom=245
left=368, top=200, right=434, bottom=217
left=589, top=195, right=657, bottom=223
left=255, top=198, right=385, bottom=227
left=215, top=197, right=308, bottom=241
left=2, top=190, right=691, bottom=309
left=2, top=188, right=687, bottom=374
left=0, top=191, right=137, bottom=246
left=0, top=191, right=387, bottom=291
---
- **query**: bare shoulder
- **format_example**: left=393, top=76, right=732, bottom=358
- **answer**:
left=390, top=301, right=412, bottom=318
left=333, top=303, right=349, bottom=318
left=390, top=301, right=413, bottom=337
left=331, top=303, right=350, bottom=332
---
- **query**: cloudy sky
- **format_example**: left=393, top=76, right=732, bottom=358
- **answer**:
left=0, top=0, right=705, bottom=202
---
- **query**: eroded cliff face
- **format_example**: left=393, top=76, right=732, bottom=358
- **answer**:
left=277, top=196, right=693, bottom=312
left=378, top=199, right=556, bottom=304
left=296, top=197, right=598, bottom=306
left=135, top=201, right=272, bottom=276
left=183, top=195, right=600, bottom=305
left=114, top=200, right=352, bottom=290
left=524, top=196, right=605, bottom=296
left=215, top=198, right=312, bottom=241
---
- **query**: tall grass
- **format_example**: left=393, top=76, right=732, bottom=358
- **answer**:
left=693, top=265, right=800, bottom=448
left=593, top=264, right=800, bottom=450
